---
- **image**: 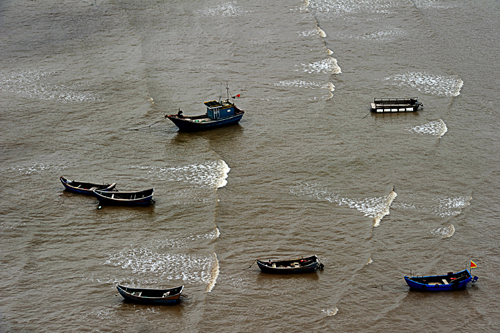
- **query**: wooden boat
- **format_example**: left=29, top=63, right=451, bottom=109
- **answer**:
left=165, top=84, right=244, bottom=131
left=117, top=285, right=184, bottom=305
left=60, top=176, right=116, bottom=195
left=93, top=188, right=154, bottom=206
left=404, top=269, right=478, bottom=291
left=256, top=255, right=324, bottom=274
left=370, top=97, right=423, bottom=113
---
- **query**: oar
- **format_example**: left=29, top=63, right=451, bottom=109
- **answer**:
left=243, top=261, right=256, bottom=270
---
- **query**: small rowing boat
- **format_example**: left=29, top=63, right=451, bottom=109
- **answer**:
left=404, top=269, right=478, bottom=291
left=117, top=285, right=184, bottom=304
left=256, top=255, right=324, bottom=274
left=93, top=188, right=154, bottom=206
left=60, top=176, right=116, bottom=195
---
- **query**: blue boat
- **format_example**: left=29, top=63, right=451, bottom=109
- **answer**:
left=404, top=269, right=478, bottom=291
left=60, top=176, right=116, bottom=195
left=256, top=255, right=324, bottom=274
left=117, top=285, right=184, bottom=305
left=165, top=85, right=244, bottom=131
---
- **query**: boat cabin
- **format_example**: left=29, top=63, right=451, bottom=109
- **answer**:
left=205, top=100, right=236, bottom=120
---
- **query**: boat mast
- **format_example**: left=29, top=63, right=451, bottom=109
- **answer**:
left=226, top=81, right=230, bottom=102
left=219, top=82, right=222, bottom=104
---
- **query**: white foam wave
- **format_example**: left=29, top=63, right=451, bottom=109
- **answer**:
left=104, top=249, right=217, bottom=285
left=326, top=82, right=334, bottom=100
left=412, top=0, right=455, bottom=10
left=9, top=161, right=69, bottom=175
left=291, top=183, right=396, bottom=226
left=0, top=70, right=100, bottom=103
left=132, top=160, right=230, bottom=189
left=385, top=72, right=463, bottom=97
left=434, top=196, right=472, bottom=217
left=205, top=253, right=219, bottom=293
left=336, top=192, right=397, bottom=227
left=198, top=1, right=246, bottom=17
left=357, top=28, right=405, bottom=41
left=306, top=0, right=396, bottom=15
left=406, top=119, right=448, bottom=138
left=298, top=29, right=321, bottom=38
left=431, top=224, right=455, bottom=238
left=148, top=230, right=219, bottom=251
left=322, top=307, right=339, bottom=317
left=274, top=80, right=333, bottom=91
left=366, top=257, right=373, bottom=265
left=300, top=0, right=310, bottom=13
left=301, top=57, right=342, bottom=74
left=392, top=195, right=472, bottom=218
left=186, top=228, right=220, bottom=242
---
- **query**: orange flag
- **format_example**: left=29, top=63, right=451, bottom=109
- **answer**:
left=470, top=261, right=477, bottom=269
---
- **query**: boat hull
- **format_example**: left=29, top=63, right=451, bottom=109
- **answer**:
left=94, top=189, right=154, bottom=206
left=167, top=113, right=243, bottom=132
left=60, top=176, right=116, bottom=195
left=117, top=285, right=183, bottom=305
left=256, top=255, right=323, bottom=274
left=404, top=269, right=475, bottom=291
left=257, top=263, right=319, bottom=274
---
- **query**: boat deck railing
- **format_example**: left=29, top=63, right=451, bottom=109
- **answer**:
left=374, top=97, right=419, bottom=104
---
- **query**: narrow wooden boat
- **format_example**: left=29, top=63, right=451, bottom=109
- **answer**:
left=370, top=97, right=423, bottom=113
left=256, top=255, right=324, bottom=274
left=165, top=84, right=244, bottom=131
left=94, top=188, right=154, bottom=206
left=117, top=285, right=184, bottom=305
left=60, top=176, right=116, bottom=195
left=404, top=269, right=478, bottom=291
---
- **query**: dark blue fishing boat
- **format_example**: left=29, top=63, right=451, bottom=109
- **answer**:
left=93, top=188, right=154, bottom=206
left=117, top=285, right=184, bottom=305
left=165, top=84, right=244, bottom=131
left=60, top=176, right=116, bottom=195
left=404, top=269, right=478, bottom=291
left=256, top=255, right=324, bottom=274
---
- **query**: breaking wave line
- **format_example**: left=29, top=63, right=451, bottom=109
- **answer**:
left=206, top=253, right=219, bottom=293
left=385, top=71, right=463, bottom=97
left=132, top=160, right=230, bottom=189
left=291, top=183, right=397, bottom=227
left=431, top=224, right=455, bottom=238
left=406, top=119, right=448, bottom=138
left=322, top=307, right=339, bottom=317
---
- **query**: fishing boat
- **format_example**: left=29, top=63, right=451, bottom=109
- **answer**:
left=370, top=97, right=423, bottom=113
left=404, top=269, right=478, bottom=291
left=256, top=255, right=324, bottom=274
left=60, top=176, right=116, bottom=195
left=117, top=285, right=184, bottom=305
left=93, top=188, right=154, bottom=206
left=165, top=84, right=244, bottom=131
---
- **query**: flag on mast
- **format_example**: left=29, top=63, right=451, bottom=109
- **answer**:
left=470, top=260, right=477, bottom=269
